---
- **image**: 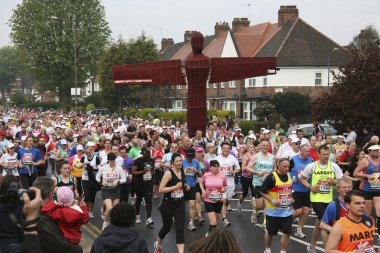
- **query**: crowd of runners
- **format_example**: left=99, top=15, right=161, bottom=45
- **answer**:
left=0, top=107, right=379, bottom=253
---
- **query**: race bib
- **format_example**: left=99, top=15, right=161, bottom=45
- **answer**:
left=22, top=153, right=33, bottom=166
left=105, top=172, right=118, bottom=186
left=318, top=180, right=331, bottom=194
left=220, top=167, right=231, bottom=177
left=185, top=167, right=195, bottom=177
left=154, top=158, right=161, bottom=169
left=171, top=188, right=184, bottom=199
left=208, top=191, right=222, bottom=202
left=370, top=172, right=380, bottom=189
left=143, top=171, right=152, bottom=181
left=363, top=248, right=376, bottom=253
left=278, top=193, right=292, bottom=209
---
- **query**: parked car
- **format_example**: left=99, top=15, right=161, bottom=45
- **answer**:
left=296, top=123, right=338, bottom=142
left=87, top=108, right=110, bottom=115
left=167, top=108, right=186, bottom=112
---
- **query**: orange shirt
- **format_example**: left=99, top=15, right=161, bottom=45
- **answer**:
left=336, top=215, right=375, bottom=252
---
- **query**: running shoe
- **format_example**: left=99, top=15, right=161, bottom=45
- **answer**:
left=251, top=210, right=257, bottom=224
left=227, top=204, right=232, bottom=212
left=257, top=209, right=264, bottom=216
left=263, top=249, right=272, bottom=253
left=198, top=216, right=205, bottom=224
left=223, top=219, right=231, bottom=227
left=295, top=228, right=306, bottom=239
left=306, top=245, right=316, bottom=253
left=261, top=219, right=267, bottom=232
left=142, top=198, right=146, bottom=206
left=136, top=215, right=141, bottom=224
left=102, top=221, right=109, bottom=231
left=293, top=217, right=300, bottom=224
left=101, top=206, right=105, bottom=220
left=146, top=217, right=154, bottom=226
left=153, top=241, right=162, bottom=253
left=205, top=232, right=209, bottom=237
left=88, top=212, right=94, bottom=219
left=188, top=221, right=196, bottom=231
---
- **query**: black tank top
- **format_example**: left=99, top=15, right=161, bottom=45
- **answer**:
left=163, top=168, right=185, bottom=202
left=57, top=175, right=75, bottom=191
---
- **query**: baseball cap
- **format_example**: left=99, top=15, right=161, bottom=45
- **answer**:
left=21, top=136, right=27, bottom=141
left=7, top=143, right=15, bottom=149
left=60, top=139, right=68, bottom=145
left=76, top=144, right=84, bottom=151
left=186, top=148, right=195, bottom=158
left=195, top=147, right=204, bottom=152
left=248, top=134, right=256, bottom=139
left=290, top=137, right=300, bottom=143
left=263, top=129, right=271, bottom=134
left=368, top=145, right=380, bottom=150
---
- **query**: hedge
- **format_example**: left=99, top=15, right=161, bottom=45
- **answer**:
left=239, top=120, right=257, bottom=135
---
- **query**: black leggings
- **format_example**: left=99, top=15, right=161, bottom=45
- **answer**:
left=158, top=200, right=185, bottom=244
left=135, top=182, right=153, bottom=217
left=241, top=176, right=254, bottom=198
left=120, top=183, right=131, bottom=203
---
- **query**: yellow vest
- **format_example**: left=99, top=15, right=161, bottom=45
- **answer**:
left=310, top=161, right=335, bottom=203
left=70, top=156, right=82, bottom=178
left=266, top=171, right=292, bottom=209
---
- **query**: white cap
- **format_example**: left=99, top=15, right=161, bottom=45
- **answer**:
left=60, top=139, right=68, bottom=145
left=21, top=136, right=27, bottom=141
left=162, top=126, right=168, bottom=129
left=170, top=125, right=175, bottom=129
left=235, top=128, right=241, bottom=131
left=337, top=135, right=344, bottom=139
left=263, top=129, right=271, bottom=134
left=114, top=129, right=120, bottom=133
left=248, top=134, right=256, bottom=139
left=7, top=143, right=15, bottom=149
left=87, top=142, right=95, bottom=147
left=290, top=137, right=300, bottom=143
left=76, top=144, right=84, bottom=151
left=368, top=145, right=380, bottom=150
left=146, top=125, right=153, bottom=129
left=118, top=118, right=123, bottom=122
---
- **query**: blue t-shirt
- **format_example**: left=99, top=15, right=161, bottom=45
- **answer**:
left=290, top=155, right=313, bottom=192
left=17, top=148, right=43, bottom=174
left=321, top=199, right=347, bottom=224
left=182, top=159, right=201, bottom=187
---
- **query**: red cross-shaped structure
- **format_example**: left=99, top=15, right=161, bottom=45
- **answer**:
left=113, top=31, right=276, bottom=137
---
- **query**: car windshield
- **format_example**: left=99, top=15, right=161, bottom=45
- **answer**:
left=322, top=126, right=337, bottom=135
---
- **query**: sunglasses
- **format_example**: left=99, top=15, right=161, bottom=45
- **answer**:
left=294, top=142, right=301, bottom=145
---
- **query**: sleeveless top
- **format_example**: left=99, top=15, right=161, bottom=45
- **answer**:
left=360, top=157, right=380, bottom=192
left=252, top=152, right=274, bottom=186
left=163, top=168, right=185, bottom=203
left=310, top=161, right=335, bottom=203
left=57, top=175, right=75, bottom=191
left=241, top=153, right=254, bottom=178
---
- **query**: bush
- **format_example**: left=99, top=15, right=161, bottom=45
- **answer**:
left=20, top=101, right=61, bottom=110
left=207, top=110, right=235, bottom=119
left=86, top=103, right=96, bottom=112
left=137, top=108, right=158, bottom=119
left=239, top=120, right=257, bottom=135
left=160, top=111, right=187, bottom=123
left=12, top=93, right=29, bottom=105
left=122, top=108, right=139, bottom=118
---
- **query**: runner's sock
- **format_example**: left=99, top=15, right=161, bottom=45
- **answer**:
left=280, top=251, right=286, bottom=253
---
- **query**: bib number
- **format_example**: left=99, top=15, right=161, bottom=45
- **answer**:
left=143, top=171, right=152, bottom=181
left=370, top=173, right=380, bottom=189
left=171, top=188, right=184, bottom=199
left=278, top=193, right=292, bottom=209
left=209, top=192, right=222, bottom=202
left=154, top=159, right=161, bottom=169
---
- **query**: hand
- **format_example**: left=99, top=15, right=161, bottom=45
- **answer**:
left=175, top=182, right=183, bottom=189
left=201, top=190, right=207, bottom=196
left=272, top=200, right=281, bottom=206
left=22, top=187, right=43, bottom=220
left=311, top=185, right=319, bottom=193
left=112, top=180, right=119, bottom=187
left=102, top=181, right=107, bottom=187
left=292, top=176, right=298, bottom=183
left=221, top=187, right=227, bottom=193
left=326, top=177, right=334, bottom=185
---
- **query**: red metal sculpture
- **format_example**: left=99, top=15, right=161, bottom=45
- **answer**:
left=113, top=31, right=276, bottom=137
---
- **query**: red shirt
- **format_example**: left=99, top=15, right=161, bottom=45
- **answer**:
left=41, top=200, right=88, bottom=244
left=339, top=150, right=354, bottom=163
left=310, top=147, right=319, bottom=161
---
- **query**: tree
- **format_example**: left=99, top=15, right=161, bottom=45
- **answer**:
left=98, top=34, right=160, bottom=112
left=312, top=40, right=380, bottom=133
left=271, top=91, right=311, bottom=121
left=254, top=101, right=276, bottom=123
left=9, top=0, right=111, bottom=106
left=347, top=25, right=379, bottom=52
left=0, top=46, right=24, bottom=102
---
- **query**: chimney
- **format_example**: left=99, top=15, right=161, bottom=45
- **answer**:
left=278, top=5, right=299, bottom=27
left=161, top=38, right=174, bottom=51
left=184, top=31, right=196, bottom=42
left=214, top=21, right=230, bottom=35
left=232, top=18, right=250, bottom=33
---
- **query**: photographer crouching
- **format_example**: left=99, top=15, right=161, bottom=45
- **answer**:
left=0, top=176, right=83, bottom=253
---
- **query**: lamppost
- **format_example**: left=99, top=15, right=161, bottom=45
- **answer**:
left=327, top=47, right=338, bottom=87
left=50, top=15, right=77, bottom=110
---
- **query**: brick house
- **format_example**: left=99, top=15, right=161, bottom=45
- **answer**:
left=159, top=5, right=352, bottom=120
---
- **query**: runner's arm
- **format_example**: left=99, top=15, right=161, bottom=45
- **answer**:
left=353, top=158, right=371, bottom=179
left=325, top=223, right=345, bottom=253
left=159, top=171, right=180, bottom=193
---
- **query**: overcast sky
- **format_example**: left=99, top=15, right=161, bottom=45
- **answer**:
left=1, top=0, right=379, bottom=48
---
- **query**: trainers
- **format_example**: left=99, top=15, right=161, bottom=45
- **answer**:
left=295, top=228, right=306, bottom=239
left=88, top=212, right=94, bottom=219
left=146, top=217, right=154, bottom=226
left=153, top=241, right=162, bottom=253
left=227, top=204, right=232, bottom=212
left=237, top=202, right=242, bottom=213
left=102, top=221, right=109, bottom=231
left=251, top=210, right=257, bottom=224
left=205, top=232, right=209, bottom=237
left=188, top=221, right=196, bottom=231
left=136, top=215, right=141, bottom=224
left=223, top=219, right=231, bottom=227
left=293, top=217, right=300, bottom=224
left=198, top=216, right=205, bottom=224
left=306, top=245, right=316, bottom=253
left=261, top=219, right=267, bottom=232
left=101, top=206, right=105, bottom=220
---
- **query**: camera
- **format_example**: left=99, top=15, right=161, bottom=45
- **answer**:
left=0, top=181, right=35, bottom=203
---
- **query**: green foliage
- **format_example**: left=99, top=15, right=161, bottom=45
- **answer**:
left=84, top=92, right=104, bottom=108
left=271, top=92, right=311, bottom=120
left=159, top=111, right=187, bottom=123
left=0, top=46, right=24, bottom=100
left=137, top=108, right=158, bottom=119
left=86, top=103, right=96, bottom=112
left=98, top=34, right=160, bottom=112
left=12, top=93, right=29, bottom=105
left=254, top=101, right=276, bottom=122
left=239, top=120, right=257, bottom=135
left=9, top=0, right=111, bottom=104
left=207, top=110, right=235, bottom=119
left=122, top=108, right=139, bottom=118
left=348, top=25, right=380, bottom=52
left=21, top=101, right=61, bottom=110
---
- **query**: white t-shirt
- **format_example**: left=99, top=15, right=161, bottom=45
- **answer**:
left=280, top=149, right=300, bottom=160
left=276, top=142, right=292, bottom=159
left=301, top=161, right=343, bottom=179
left=215, top=154, right=241, bottom=178
left=96, top=164, right=126, bottom=187
left=1, top=153, right=19, bottom=176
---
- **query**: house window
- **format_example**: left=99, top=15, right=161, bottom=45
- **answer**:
left=176, top=85, right=182, bottom=89
left=213, top=83, right=217, bottom=89
left=173, top=100, right=182, bottom=109
left=222, top=101, right=236, bottom=114
left=221, top=82, right=225, bottom=88
left=248, top=78, right=256, bottom=87
left=315, top=72, right=322, bottom=85
left=186, top=85, right=188, bottom=89
left=229, top=80, right=236, bottom=88
left=206, top=100, right=210, bottom=110
left=263, top=77, right=267, bottom=86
